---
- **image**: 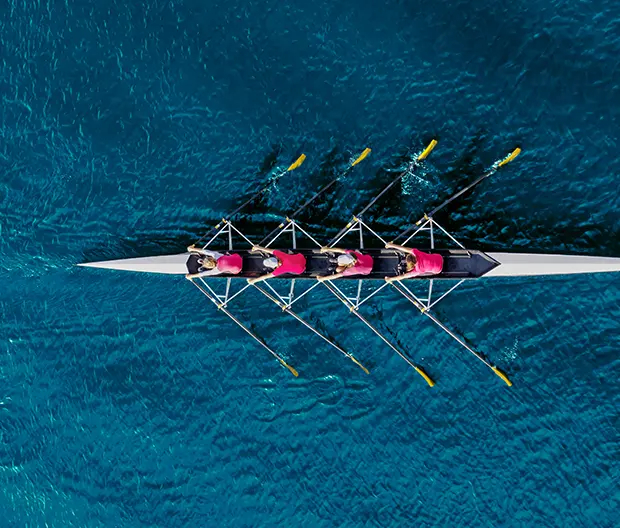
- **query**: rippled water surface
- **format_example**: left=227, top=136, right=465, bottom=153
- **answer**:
left=1, top=0, right=619, bottom=526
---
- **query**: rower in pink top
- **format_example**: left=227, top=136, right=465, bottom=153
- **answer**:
left=317, top=247, right=374, bottom=282
left=384, top=242, right=443, bottom=282
left=185, top=245, right=243, bottom=279
left=247, top=246, right=307, bottom=284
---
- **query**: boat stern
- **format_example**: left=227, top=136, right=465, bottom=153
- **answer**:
left=78, top=253, right=191, bottom=275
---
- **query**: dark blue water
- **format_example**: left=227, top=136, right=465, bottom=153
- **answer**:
left=1, top=1, right=619, bottom=526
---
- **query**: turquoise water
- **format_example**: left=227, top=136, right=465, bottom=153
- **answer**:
left=1, top=0, right=619, bottom=526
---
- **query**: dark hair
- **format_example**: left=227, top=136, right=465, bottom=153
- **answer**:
left=406, top=253, right=417, bottom=272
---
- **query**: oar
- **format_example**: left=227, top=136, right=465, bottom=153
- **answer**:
left=327, top=139, right=438, bottom=246
left=195, top=153, right=307, bottom=246
left=321, top=281, right=435, bottom=386
left=190, top=279, right=299, bottom=377
left=389, top=281, right=512, bottom=386
left=252, top=284, right=370, bottom=374
left=393, top=147, right=521, bottom=242
left=259, top=148, right=372, bottom=246
left=356, top=139, right=437, bottom=218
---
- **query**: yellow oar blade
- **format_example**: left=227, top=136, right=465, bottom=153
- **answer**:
left=281, top=360, right=299, bottom=377
left=497, top=147, right=521, bottom=167
left=492, top=366, right=512, bottom=386
left=415, top=366, right=435, bottom=387
left=350, top=356, right=370, bottom=375
left=287, top=153, right=306, bottom=172
left=351, top=147, right=372, bottom=167
left=417, top=139, right=438, bottom=161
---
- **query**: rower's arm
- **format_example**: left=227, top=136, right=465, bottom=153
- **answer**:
left=385, top=271, right=420, bottom=283
left=187, top=244, right=205, bottom=254
left=247, top=273, right=274, bottom=285
left=320, top=246, right=346, bottom=254
left=186, top=268, right=222, bottom=280
left=317, top=272, right=344, bottom=282
left=385, top=242, right=412, bottom=254
left=251, top=245, right=274, bottom=255
left=188, top=247, right=224, bottom=259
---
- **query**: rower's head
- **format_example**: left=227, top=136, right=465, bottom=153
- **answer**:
left=337, top=253, right=357, bottom=268
left=198, top=256, right=217, bottom=269
left=336, top=253, right=357, bottom=273
left=263, top=256, right=280, bottom=269
left=405, top=253, right=417, bottom=272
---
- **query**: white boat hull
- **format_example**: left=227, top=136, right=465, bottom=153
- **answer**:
left=485, top=252, right=620, bottom=277
left=78, top=251, right=620, bottom=278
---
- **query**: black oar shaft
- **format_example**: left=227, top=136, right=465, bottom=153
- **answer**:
left=190, top=280, right=298, bottom=376
left=425, top=147, right=521, bottom=219
left=291, top=178, right=341, bottom=219
left=429, top=171, right=491, bottom=218
left=258, top=178, right=341, bottom=246
left=195, top=178, right=283, bottom=245
left=392, top=170, right=493, bottom=243
left=321, top=281, right=434, bottom=386
left=252, top=284, right=369, bottom=374
left=356, top=168, right=410, bottom=219
left=328, top=139, right=437, bottom=247
left=259, top=148, right=371, bottom=247
left=393, top=147, right=521, bottom=243
left=389, top=282, right=512, bottom=385
left=327, top=165, right=416, bottom=246
left=195, top=154, right=307, bottom=246
left=229, top=184, right=276, bottom=218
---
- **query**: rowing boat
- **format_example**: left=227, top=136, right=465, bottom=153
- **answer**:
left=78, top=249, right=620, bottom=277
left=79, top=141, right=620, bottom=386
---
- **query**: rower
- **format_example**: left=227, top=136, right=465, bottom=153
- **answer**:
left=384, top=242, right=443, bottom=283
left=317, top=247, right=373, bottom=282
left=247, top=245, right=307, bottom=284
left=185, top=245, right=243, bottom=279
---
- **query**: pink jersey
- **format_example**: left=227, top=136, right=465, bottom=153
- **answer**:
left=272, top=250, right=306, bottom=276
left=341, top=250, right=373, bottom=276
left=409, top=248, right=443, bottom=276
left=217, top=253, right=243, bottom=274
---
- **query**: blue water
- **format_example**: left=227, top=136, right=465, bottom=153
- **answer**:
left=1, top=0, right=619, bottom=526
